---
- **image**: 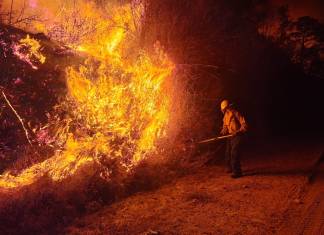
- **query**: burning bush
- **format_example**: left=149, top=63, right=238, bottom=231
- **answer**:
left=0, top=1, right=196, bottom=233
left=0, top=0, right=186, bottom=190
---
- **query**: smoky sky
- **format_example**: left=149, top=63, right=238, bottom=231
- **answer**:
left=272, top=0, right=324, bottom=22
left=1, top=0, right=324, bottom=23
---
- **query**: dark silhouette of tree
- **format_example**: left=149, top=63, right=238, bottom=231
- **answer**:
left=274, top=12, right=324, bottom=79
left=277, top=5, right=289, bottom=44
left=286, top=16, right=324, bottom=79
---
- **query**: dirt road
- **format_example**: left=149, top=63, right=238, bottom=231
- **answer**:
left=66, top=141, right=324, bottom=235
left=278, top=153, right=324, bottom=235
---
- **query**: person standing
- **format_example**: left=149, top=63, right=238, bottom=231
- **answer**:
left=220, top=100, right=248, bottom=178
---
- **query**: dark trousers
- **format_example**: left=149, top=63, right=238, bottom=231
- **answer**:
left=225, top=135, right=242, bottom=175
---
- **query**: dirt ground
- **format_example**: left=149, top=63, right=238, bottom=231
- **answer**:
left=66, top=140, right=324, bottom=235
left=278, top=156, right=324, bottom=235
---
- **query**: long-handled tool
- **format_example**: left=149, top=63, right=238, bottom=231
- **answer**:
left=197, top=134, right=233, bottom=144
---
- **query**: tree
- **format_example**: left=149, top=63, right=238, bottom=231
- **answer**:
left=285, top=16, right=324, bottom=78
left=0, top=0, right=40, bottom=27
left=277, top=5, right=289, bottom=44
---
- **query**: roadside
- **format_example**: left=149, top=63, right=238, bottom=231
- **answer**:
left=66, top=141, right=322, bottom=235
left=277, top=152, right=324, bottom=235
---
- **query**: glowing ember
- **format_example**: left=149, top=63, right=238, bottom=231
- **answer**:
left=12, top=35, right=46, bottom=70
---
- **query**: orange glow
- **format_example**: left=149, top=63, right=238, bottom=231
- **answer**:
left=0, top=2, right=174, bottom=189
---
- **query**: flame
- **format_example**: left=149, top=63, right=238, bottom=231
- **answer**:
left=12, top=35, right=46, bottom=70
left=0, top=2, right=174, bottom=189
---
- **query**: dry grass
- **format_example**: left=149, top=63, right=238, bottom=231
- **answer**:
left=0, top=145, right=202, bottom=234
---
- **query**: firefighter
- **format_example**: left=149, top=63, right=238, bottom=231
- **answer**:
left=220, top=99, right=248, bottom=178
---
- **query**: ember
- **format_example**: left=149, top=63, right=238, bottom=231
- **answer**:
left=12, top=34, right=46, bottom=70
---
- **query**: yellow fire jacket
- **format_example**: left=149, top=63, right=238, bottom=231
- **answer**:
left=221, top=108, right=248, bottom=135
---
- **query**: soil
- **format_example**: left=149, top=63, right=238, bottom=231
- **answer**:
left=66, top=139, right=324, bottom=235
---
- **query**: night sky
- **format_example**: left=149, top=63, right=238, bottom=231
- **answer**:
left=273, top=0, right=324, bottom=22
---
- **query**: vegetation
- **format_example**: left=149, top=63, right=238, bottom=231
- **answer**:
left=0, top=1, right=323, bottom=234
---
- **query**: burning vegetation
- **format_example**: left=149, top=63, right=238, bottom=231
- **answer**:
left=0, top=0, right=323, bottom=234
left=0, top=1, right=177, bottom=189
left=13, top=34, right=46, bottom=70
left=0, top=1, right=192, bottom=233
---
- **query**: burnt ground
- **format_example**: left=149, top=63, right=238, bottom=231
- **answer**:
left=66, top=139, right=324, bottom=235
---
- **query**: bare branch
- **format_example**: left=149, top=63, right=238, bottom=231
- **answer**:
left=2, top=91, right=32, bottom=145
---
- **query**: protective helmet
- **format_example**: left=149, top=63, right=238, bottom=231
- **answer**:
left=220, top=99, right=229, bottom=112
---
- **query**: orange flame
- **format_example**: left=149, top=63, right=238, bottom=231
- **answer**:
left=12, top=35, right=46, bottom=70
left=0, top=2, right=174, bottom=189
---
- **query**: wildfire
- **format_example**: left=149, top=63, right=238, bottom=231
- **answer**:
left=0, top=1, right=174, bottom=189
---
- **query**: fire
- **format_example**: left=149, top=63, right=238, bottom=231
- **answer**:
left=0, top=1, right=174, bottom=189
left=12, top=34, right=46, bottom=70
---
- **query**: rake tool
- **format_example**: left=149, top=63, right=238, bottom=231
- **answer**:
left=197, top=134, right=234, bottom=144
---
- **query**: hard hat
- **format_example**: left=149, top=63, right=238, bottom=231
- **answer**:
left=220, top=99, right=229, bottom=112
